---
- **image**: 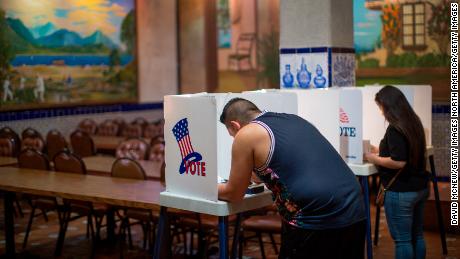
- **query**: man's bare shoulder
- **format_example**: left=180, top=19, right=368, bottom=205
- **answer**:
left=234, top=122, right=269, bottom=144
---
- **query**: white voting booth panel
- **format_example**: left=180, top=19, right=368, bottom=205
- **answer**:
left=164, top=92, right=297, bottom=202
left=361, top=85, right=432, bottom=147
left=277, top=88, right=364, bottom=164
left=339, top=88, right=363, bottom=164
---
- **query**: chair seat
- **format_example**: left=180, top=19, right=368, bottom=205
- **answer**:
left=179, top=214, right=237, bottom=230
left=242, top=214, right=282, bottom=233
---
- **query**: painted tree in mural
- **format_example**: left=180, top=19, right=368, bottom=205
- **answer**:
left=121, top=10, right=135, bottom=54
left=0, top=9, right=14, bottom=79
left=381, top=4, right=401, bottom=56
left=428, top=0, right=449, bottom=56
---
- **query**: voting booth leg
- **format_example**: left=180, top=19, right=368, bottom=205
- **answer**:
left=230, top=213, right=242, bottom=259
left=360, top=176, right=373, bottom=259
left=429, top=155, right=448, bottom=255
left=218, top=216, right=229, bottom=259
left=153, top=206, right=171, bottom=259
left=3, top=191, right=16, bottom=258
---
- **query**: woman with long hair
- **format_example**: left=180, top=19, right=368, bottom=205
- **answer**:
left=365, top=85, right=429, bottom=259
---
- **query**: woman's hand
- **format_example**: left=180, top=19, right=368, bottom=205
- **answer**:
left=364, top=152, right=378, bottom=163
left=370, top=145, right=379, bottom=154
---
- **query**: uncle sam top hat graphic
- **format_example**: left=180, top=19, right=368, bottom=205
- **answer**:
left=172, top=118, right=203, bottom=174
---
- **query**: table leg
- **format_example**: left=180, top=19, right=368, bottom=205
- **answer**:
left=230, top=213, right=241, bottom=259
left=106, top=208, right=116, bottom=243
left=360, top=176, right=373, bottom=259
left=3, top=191, right=15, bottom=258
left=153, top=206, right=170, bottom=259
left=218, top=216, right=229, bottom=259
left=429, top=155, right=448, bottom=255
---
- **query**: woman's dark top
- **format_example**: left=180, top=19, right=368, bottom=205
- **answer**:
left=252, top=112, right=365, bottom=230
left=379, top=125, right=428, bottom=192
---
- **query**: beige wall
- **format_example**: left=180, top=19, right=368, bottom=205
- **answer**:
left=137, top=0, right=178, bottom=102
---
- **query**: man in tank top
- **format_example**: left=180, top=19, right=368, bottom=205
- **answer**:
left=218, top=98, right=366, bottom=259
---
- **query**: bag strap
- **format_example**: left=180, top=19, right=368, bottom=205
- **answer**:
left=383, top=168, right=404, bottom=190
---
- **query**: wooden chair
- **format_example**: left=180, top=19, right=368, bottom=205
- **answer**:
left=116, top=138, right=149, bottom=161
left=18, top=149, right=62, bottom=250
left=148, top=138, right=165, bottom=163
left=131, top=117, right=148, bottom=128
left=70, top=130, right=95, bottom=158
left=18, top=148, right=50, bottom=170
left=78, top=119, right=98, bottom=135
left=228, top=33, right=256, bottom=71
left=21, top=128, right=46, bottom=152
left=97, top=120, right=120, bottom=136
left=113, top=117, right=127, bottom=135
left=0, top=127, right=21, bottom=156
left=111, top=158, right=158, bottom=252
left=46, top=130, right=69, bottom=160
left=53, top=150, right=106, bottom=256
left=121, top=124, right=144, bottom=138
left=239, top=213, right=282, bottom=259
left=0, top=137, right=15, bottom=157
left=143, top=124, right=163, bottom=139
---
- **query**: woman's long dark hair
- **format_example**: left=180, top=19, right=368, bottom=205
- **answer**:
left=375, top=85, right=426, bottom=170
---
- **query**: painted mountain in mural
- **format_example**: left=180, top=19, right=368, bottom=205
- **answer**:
left=31, top=22, right=57, bottom=38
left=82, top=30, right=117, bottom=49
left=6, top=18, right=36, bottom=44
left=36, top=29, right=84, bottom=47
left=5, top=17, right=118, bottom=50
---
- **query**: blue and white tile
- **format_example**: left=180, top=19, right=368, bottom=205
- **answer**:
left=331, top=53, right=355, bottom=87
left=301, top=52, right=329, bottom=88
left=280, top=52, right=297, bottom=89
left=295, top=52, right=326, bottom=89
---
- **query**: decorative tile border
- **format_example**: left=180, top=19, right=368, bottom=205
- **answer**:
left=0, top=102, right=163, bottom=122
left=279, top=47, right=355, bottom=88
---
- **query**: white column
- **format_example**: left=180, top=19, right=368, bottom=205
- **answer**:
left=279, top=0, right=355, bottom=88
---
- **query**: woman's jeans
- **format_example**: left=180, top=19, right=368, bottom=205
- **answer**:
left=384, top=188, right=429, bottom=259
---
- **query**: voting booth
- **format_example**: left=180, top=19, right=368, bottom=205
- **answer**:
left=163, top=92, right=297, bottom=202
left=361, top=85, right=432, bottom=147
left=249, top=88, right=364, bottom=164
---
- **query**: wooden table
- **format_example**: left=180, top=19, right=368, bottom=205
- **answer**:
left=0, top=166, right=164, bottom=258
left=82, top=156, right=162, bottom=180
left=92, top=136, right=125, bottom=151
left=0, top=156, right=17, bottom=167
left=91, top=136, right=150, bottom=151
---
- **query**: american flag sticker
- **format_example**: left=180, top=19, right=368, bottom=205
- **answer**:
left=172, top=118, right=204, bottom=175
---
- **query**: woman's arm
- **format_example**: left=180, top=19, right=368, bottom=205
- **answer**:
left=365, top=153, right=406, bottom=169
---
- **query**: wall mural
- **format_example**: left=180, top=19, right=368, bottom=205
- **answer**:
left=354, top=0, right=449, bottom=100
left=0, top=0, right=137, bottom=111
left=217, top=0, right=231, bottom=48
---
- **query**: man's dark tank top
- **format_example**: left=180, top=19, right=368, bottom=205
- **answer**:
left=252, top=112, right=365, bottom=229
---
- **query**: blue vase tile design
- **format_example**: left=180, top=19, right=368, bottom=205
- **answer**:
left=313, top=64, right=327, bottom=88
left=296, top=57, right=311, bottom=89
left=282, top=64, right=294, bottom=88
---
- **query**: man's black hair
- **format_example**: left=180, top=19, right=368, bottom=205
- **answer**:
left=219, top=98, right=261, bottom=125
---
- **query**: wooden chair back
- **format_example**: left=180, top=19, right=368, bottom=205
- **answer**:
left=111, top=157, right=147, bottom=180
left=18, top=148, right=50, bottom=170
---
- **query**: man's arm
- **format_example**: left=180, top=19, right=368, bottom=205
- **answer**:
left=218, top=128, right=255, bottom=202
